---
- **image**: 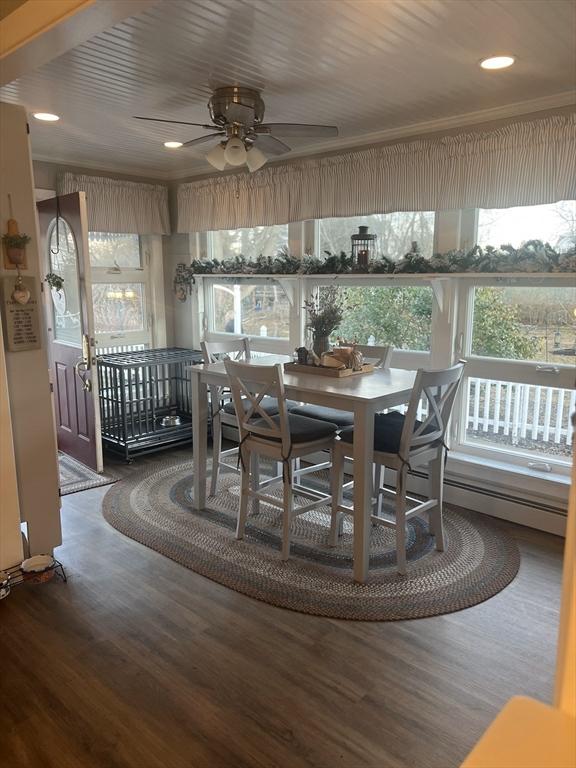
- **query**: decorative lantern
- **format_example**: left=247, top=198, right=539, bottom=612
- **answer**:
left=351, top=225, right=377, bottom=268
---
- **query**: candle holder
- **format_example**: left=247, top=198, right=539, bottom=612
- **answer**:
left=351, top=225, right=377, bottom=268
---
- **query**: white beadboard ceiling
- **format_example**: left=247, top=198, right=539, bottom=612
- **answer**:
left=1, top=0, right=575, bottom=180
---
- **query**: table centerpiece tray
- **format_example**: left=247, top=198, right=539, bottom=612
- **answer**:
left=283, top=362, right=374, bottom=378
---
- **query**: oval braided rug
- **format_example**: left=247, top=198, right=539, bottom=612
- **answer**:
left=102, top=458, right=520, bottom=621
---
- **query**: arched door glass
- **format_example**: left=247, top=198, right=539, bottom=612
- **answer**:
left=48, top=217, right=82, bottom=345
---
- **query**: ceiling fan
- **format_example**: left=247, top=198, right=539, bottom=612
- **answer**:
left=134, top=86, right=338, bottom=172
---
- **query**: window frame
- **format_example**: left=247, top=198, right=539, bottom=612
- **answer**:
left=89, top=233, right=153, bottom=350
left=452, top=274, right=575, bottom=475
left=196, top=205, right=575, bottom=476
left=303, top=273, right=435, bottom=370
left=203, top=275, right=296, bottom=354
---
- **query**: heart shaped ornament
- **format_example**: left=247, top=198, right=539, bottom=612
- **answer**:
left=12, top=285, right=31, bottom=305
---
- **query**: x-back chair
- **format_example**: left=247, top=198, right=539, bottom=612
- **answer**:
left=201, top=338, right=262, bottom=496
left=290, top=344, right=394, bottom=428
left=224, top=360, right=338, bottom=560
left=330, top=361, right=466, bottom=574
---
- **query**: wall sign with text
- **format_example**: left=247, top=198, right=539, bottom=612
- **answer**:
left=1, top=276, right=42, bottom=352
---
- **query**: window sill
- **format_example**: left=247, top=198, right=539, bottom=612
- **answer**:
left=446, top=450, right=570, bottom=502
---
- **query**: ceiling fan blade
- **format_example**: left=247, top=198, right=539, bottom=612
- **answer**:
left=258, top=123, right=339, bottom=138
left=182, top=133, right=226, bottom=148
left=255, top=134, right=291, bottom=156
left=133, top=116, right=215, bottom=129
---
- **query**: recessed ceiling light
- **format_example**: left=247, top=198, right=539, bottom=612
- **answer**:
left=164, top=141, right=183, bottom=149
left=33, top=112, right=60, bottom=121
left=480, top=55, right=515, bottom=70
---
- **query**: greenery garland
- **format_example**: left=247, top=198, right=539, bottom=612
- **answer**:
left=173, top=239, right=575, bottom=294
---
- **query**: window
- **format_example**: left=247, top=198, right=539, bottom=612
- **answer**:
left=465, top=379, right=574, bottom=460
left=48, top=218, right=81, bottom=345
left=477, top=201, right=576, bottom=250
left=91, top=283, right=146, bottom=334
left=89, top=232, right=151, bottom=350
left=460, top=279, right=575, bottom=467
left=88, top=232, right=142, bottom=268
left=210, top=225, right=289, bottom=261
left=318, top=285, right=433, bottom=351
left=318, top=211, right=435, bottom=259
left=209, top=280, right=291, bottom=339
left=471, top=286, right=576, bottom=364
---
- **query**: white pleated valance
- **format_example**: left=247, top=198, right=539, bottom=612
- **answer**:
left=177, top=113, right=576, bottom=233
left=58, top=172, right=170, bottom=235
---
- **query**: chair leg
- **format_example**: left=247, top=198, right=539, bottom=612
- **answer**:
left=330, top=447, right=344, bottom=546
left=236, top=445, right=250, bottom=540
left=281, top=461, right=293, bottom=560
left=395, top=466, right=408, bottom=575
left=210, top=412, right=222, bottom=497
left=293, top=457, right=301, bottom=487
left=373, top=463, right=384, bottom=517
left=250, top=451, right=260, bottom=516
left=429, top=448, right=445, bottom=551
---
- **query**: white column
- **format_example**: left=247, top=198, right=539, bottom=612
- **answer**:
left=0, top=102, right=61, bottom=556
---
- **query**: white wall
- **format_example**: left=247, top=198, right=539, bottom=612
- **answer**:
left=0, top=315, right=23, bottom=568
left=0, top=102, right=61, bottom=556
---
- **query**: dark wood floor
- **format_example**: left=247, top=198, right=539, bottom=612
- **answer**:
left=0, top=448, right=565, bottom=768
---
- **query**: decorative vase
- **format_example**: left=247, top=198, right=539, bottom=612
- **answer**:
left=7, top=246, right=25, bottom=265
left=313, top=334, right=330, bottom=356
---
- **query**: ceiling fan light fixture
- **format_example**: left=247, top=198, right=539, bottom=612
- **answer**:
left=206, top=142, right=227, bottom=170
left=246, top=145, right=267, bottom=173
left=224, top=136, right=247, bottom=166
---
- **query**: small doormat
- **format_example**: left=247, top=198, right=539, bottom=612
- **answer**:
left=59, top=452, right=117, bottom=496
left=102, top=458, right=520, bottom=621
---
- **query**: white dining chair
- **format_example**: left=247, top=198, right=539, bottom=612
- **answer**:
left=202, top=338, right=261, bottom=496
left=330, top=361, right=466, bottom=574
left=289, top=344, right=393, bottom=428
left=224, top=359, right=338, bottom=560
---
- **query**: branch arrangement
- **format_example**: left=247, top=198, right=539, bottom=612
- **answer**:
left=174, top=239, right=576, bottom=294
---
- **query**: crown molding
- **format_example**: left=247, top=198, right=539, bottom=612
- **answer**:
left=32, top=90, right=576, bottom=184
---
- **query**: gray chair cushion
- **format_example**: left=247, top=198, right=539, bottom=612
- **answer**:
left=222, top=397, right=299, bottom=416
left=339, top=410, right=436, bottom=454
left=290, top=404, right=354, bottom=428
left=248, top=413, right=338, bottom=443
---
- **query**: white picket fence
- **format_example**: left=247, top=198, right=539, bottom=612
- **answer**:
left=466, top=378, right=575, bottom=447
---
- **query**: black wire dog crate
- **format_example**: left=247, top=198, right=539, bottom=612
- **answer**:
left=97, top=347, right=203, bottom=461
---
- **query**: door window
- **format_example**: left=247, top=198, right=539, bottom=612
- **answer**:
left=48, top=217, right=81, bottom=345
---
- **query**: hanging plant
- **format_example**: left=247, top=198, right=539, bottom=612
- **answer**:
left=2, top=232, right=31, bottom=266
left=45, top=272, right=64, bottom=293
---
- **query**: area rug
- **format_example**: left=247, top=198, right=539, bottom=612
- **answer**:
left=59, top=452, right=117, bottom=496
left=102, top=458, right=520, bottom=621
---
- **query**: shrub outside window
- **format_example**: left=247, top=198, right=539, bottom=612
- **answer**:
left=318, top=285, right=433, bottom=351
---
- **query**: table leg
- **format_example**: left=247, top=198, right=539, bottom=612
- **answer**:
left=352, top=403, right=375, bottom=583
left=191, top=370, right=207, bottom=511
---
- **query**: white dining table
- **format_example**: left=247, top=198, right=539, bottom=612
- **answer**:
left=189, top=355, right=416, bottom=583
